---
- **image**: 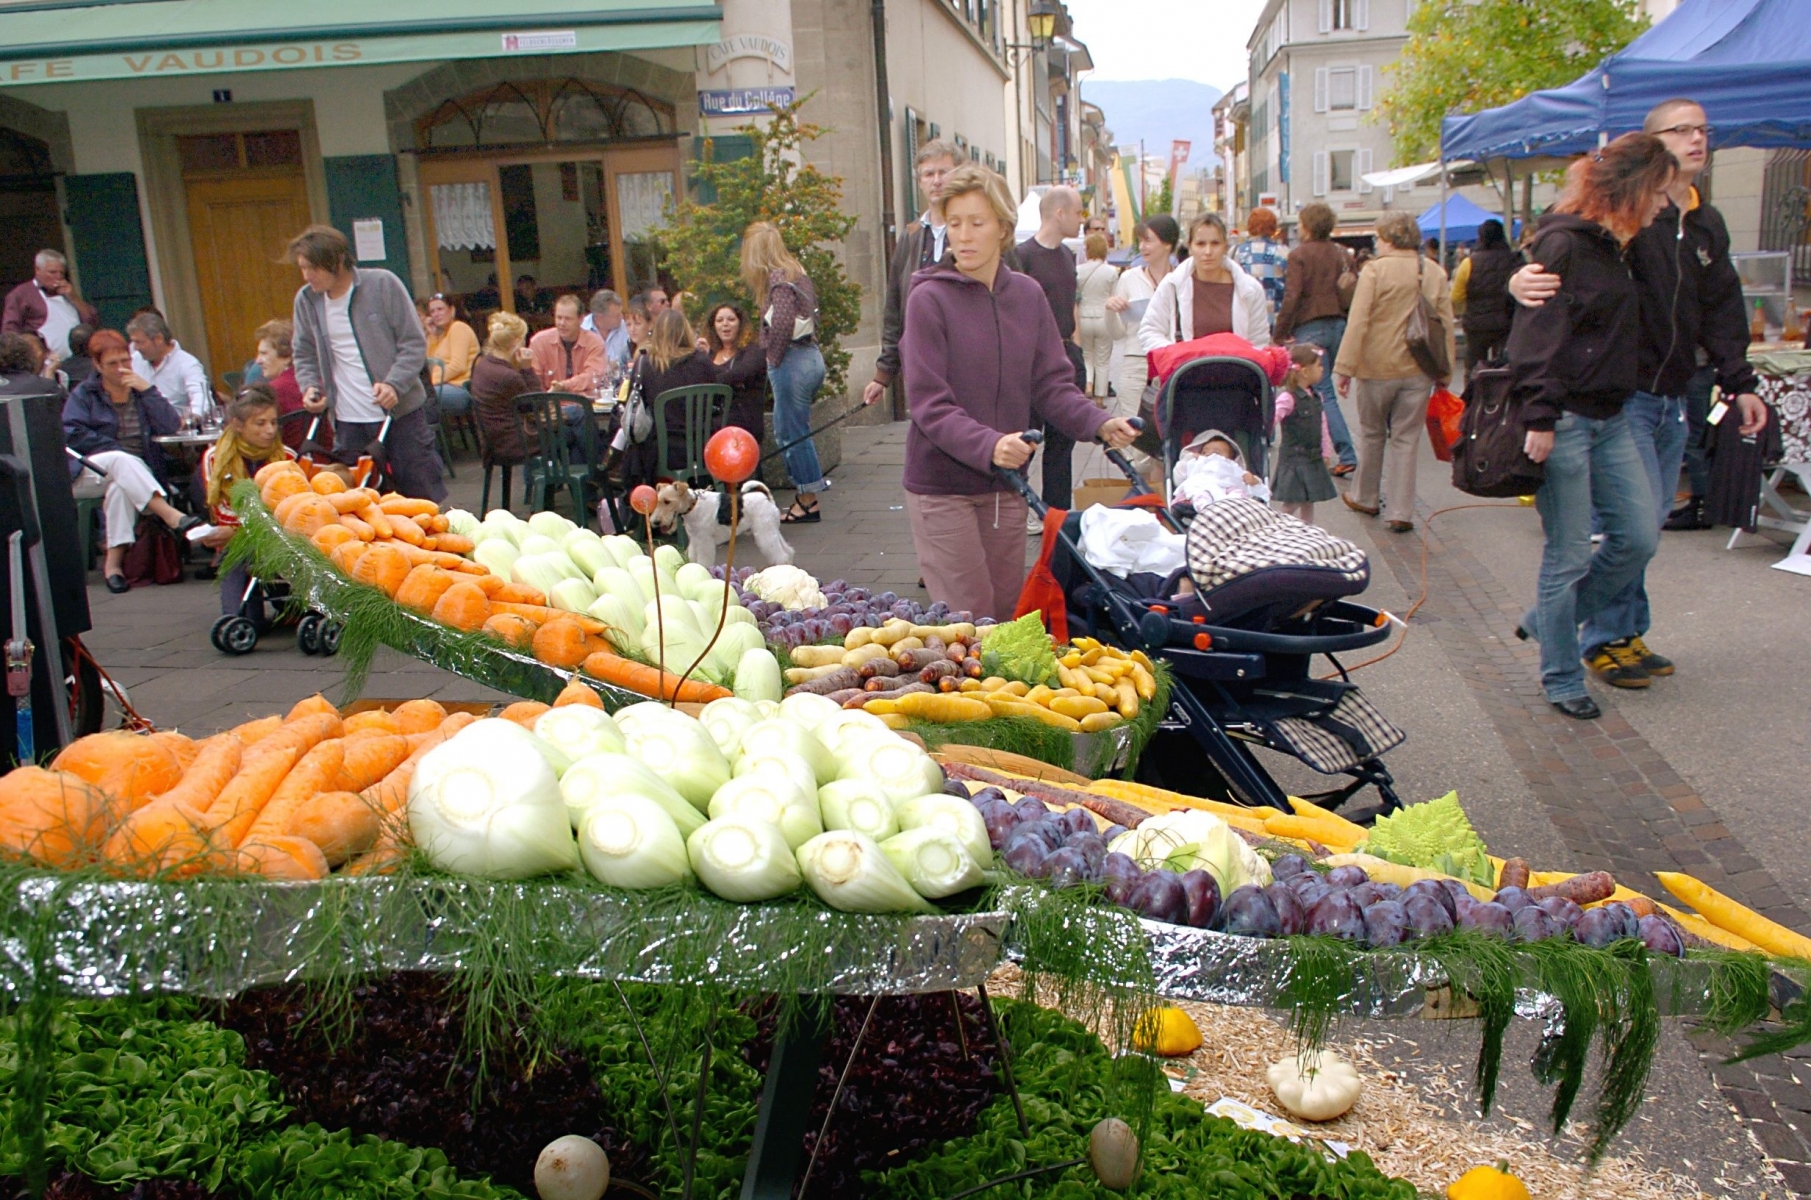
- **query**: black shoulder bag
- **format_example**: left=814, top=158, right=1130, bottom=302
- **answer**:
left=1450, top=364, right=1545, bottom=498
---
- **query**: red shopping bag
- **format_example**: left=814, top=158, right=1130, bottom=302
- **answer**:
left=1426, top=387, right=1464, bottom=462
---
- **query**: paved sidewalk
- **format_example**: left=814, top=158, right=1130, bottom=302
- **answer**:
left=74, top=420, right=1811, bottom=1189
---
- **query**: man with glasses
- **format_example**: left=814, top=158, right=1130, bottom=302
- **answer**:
left=864, top=139, right=961, bottom=409
left=1509, top=97, right=1766, bottom=688
left=1084, top=215, right=1111, bottom=248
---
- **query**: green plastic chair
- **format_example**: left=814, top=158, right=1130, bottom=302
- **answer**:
left=516, top=392, right=592, bottom=525
left=652, top=384, right=732, bottom=487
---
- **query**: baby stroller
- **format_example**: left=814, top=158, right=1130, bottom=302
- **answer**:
left=209, top=411, right=343, bottom=657
left=1008, top=376, right=1405, bottom=818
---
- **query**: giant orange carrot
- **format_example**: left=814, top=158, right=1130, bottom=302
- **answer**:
left=204, top=743, right=302, bottom=846
left=333, top=734, right=410, bottom=793
left=286, top=694, right=338, bottom=722
left=236, top=835, right=330, bottom=881
left=229, top=715, right=284, bottom=747
left=156, top=735, right=244, bottom=814
left=580, top=650, right=731, bottom=703
left=102, top=798, right=219, bottom=876
left=287, top=791, right=381, bottom=866
left=240, top=740, right=345, bottom=847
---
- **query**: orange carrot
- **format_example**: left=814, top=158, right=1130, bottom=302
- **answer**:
left=389, top=699, right=448, bottom=735
left=387, top=516, right=426, bottom=546
left=358, top=710, right=477, bottom=815
left=580, top=650, right=732, bottom=703
left=155, top=734, right=244, bottom=814
left=287, top=791, right=381, bottom=865
left=206, top=742, right=303, bottom=846
left=255, top=459, right=304, bottom=485
left=553, top=679, right=605, bottom=709
left=492, top=582, right=548, bottom=606
left=379, top=496, right=440, bottom=517
left=286, top=693, right=338, bottom=722
left=333, top=733, right=410, bottom=793
left=342, top=709, right=400, bottom=737
left=429, top=514, right=451, bottom=533
left=500, top=700, right=551, bottom=728
left=151, top=731, right=200, bottom=775
left=0, top=767, right=115, bottom=868
left=470, top=574, right=508, bottom=597
left=230, top=715, right=284, bottom=746
left=490, top=602, right=605, bottom=632
left=358, top=504, right=395, bottom=540
left=338, top=513, right=376, bottom=540
left=433, top=533, right=476, bottom=556
left=236, top=835, right=329, bottom=881
left=102, top=798, right=220, bottom=877
left=241, top=740, right=345, bottom=846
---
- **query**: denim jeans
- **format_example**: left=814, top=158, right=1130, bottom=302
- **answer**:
left=435, top=383, right=472, bottom=416
left=1524, top=411, right=1658, bottom=702
left=1580, top=390, right=1687, bottom=656
left=1680, top=364, right=1717, bottom=499
left=770, top=341, right=827, bottom=493
left=1293, top=317, right=1356, bottom=467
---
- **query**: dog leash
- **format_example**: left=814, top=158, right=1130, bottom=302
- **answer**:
left=758, top=397, right=879, bottom=466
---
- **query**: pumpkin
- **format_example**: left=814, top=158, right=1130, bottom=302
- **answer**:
left=1132, top=1006, right=1202, bottom=1057
left=1447, top=1163, right=1532, bottom=1200
left=351, top=543, right=411, bottom=596
left=1266, top=1049, right=1361, bottom=1122
left=1088, top=1118, right=1139, bottom=1191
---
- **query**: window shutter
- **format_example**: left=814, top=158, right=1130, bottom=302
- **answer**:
left=1318, top=0, right=1332, bottom=33
left=324, top=155, right=410, bottom=281
left=1314, top=67, right=1330, bottom=113
left=1355, top=0, right=1370, bottom=30
left=1357, top=148, right=1374, bottom=193
left=62, top=173, right=153, bottom=329
left=1357, top=65, right=1374, bottom=109
left=1313, top=152, right=1329, bottom=197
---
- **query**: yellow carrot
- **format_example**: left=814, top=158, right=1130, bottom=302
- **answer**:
left=1287, top=795, right=1368, bottom=843
left=1085, top=778, right=1280, bottom=822
left=1654, top=871, right=1811, bottom=960
left=1263, top=813, right=1362, bottom=851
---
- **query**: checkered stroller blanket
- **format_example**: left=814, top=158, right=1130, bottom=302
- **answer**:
left=1184, top=498, right=1369, bottom=592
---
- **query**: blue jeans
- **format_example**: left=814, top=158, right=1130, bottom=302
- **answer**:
left=1524, top=411, right=1658, bottom=702
left=1681, top=364, right=1716, bottom=499
left=435, top=383, right=472, bottom=415
left=770, top=341, right=827, bottom=493
left=1581, top=391, right=1686, bottom=656
left=1293, top=317, right=1356, bottom=467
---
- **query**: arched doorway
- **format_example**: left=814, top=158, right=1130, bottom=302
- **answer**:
left=409, top=78, right=683, bottom=332
left=0, top=128, right=64, bottom=301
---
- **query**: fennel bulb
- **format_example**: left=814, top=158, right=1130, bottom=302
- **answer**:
left=528, top=511, right=577, bottom=540
left=732, top=649, right=783, bottom=703
left=560, top=752, right=704, bottom=837
left=833, top=731, right=946, bottom=805
left=534, top=706, right=626, bottom=762
left=472, top=539, right=520, bottom=579
left=550, top=578, right=600, bottom=613
left=688, top=816, right=802, bottom=902
left=592, top=567, right=646, bottom=610
left=586, top=593, right=642, bottom=654
left=731, top=746, right=820, bottom=805
left=796, top=831, right=934, bottom=914
left=517, top=533, right=562, bottom=559
left=812, top=710, right=893, bottom=758
left=817, top=779, right=899, bottom=842
left=578, top=794, right=691, bottom=889
left=893, top=794, right=994, bottom=869
left=407, top=720, right=578, bottom=878
left=737, top=719, right=836, bottom=786
left=881, top=827, right=982, bottom=898
left=652, top=543, right=687, bottom=578
left=599, top=534, right=639, bottom=568
left=564, top=531, right=612, bottom=578
left=699, top=697, right=764, bottom=757
left=443, top=508, right=479, bottom=537
left=675, top=561, right=717, bottom=602
left=625, top=715, right=730, bottom=809
left=708, top=773, right=823, bottom=850
left=778, top=691, right=843, bottom=732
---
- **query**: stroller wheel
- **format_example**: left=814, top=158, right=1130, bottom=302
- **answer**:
left=318, top=621, right=343, bottom=657
left=214, top=615, right=259, bottom=656
left=296, top=613, right=322, bottom=655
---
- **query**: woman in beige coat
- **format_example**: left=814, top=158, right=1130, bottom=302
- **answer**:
left=1332, top=211, right=1456, bottom=532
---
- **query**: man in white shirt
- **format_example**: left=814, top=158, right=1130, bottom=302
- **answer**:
left=582, top=289, right=630, bottom=370
left=125, top=312, right=212, bottom=419
left=2, top=249, right=97, bottom=360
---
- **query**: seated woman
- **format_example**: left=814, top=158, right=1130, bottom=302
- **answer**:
left=197, top=386, right=295, bottom=614
left=620, top=309, right=718, bottom=491
left=250, top=318, right=325, bottom=453
left=422, top=293, right=479, bottom=421
left=63, top=329, right=200, bottom=593
left=468, top=311, right=537, bottom=484
left=705, top=302, right=767, bottom=443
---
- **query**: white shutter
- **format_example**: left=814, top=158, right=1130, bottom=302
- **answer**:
left=1314, top=67, right=1330, bottom=113
left=1357, top=149, right=1374, bottom=193
left=1355, top=0, right=1370, bottom=30
left=1318, top=0, right=1332, bottom=33
left=1357, top=64, right=1374, bottom=110
left=1313, top=152, right=1329, bottom=196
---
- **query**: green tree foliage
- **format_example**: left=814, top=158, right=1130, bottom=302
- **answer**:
left=1149, top=175, right=1175, bottom=222
left=1379, top=0, right=1650, bottom=164
left=658, top=98, right=860, bottom=394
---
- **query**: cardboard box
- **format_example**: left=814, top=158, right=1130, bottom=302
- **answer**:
left=1072, top=478, right=1131, bottom=510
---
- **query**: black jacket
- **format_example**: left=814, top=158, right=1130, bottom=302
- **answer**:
left=1506, top=213, right=1641, bottom=430
left=1462, top=246, right=1519, bottom=335
left=1628, top=193, right=1759, bottom=399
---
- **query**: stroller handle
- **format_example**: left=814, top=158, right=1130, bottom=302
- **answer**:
left=994, top=429, right=1047, bottom=515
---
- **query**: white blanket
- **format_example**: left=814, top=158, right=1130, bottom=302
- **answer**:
left=1078, top=506, right=1188, bottom=578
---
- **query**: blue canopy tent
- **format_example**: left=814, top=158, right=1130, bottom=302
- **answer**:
left=1440, top=0, right=1811, bottom=163
left=1416, top=195, right=1504, bottom=244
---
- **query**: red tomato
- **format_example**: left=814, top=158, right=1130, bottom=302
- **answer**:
left=704, top=426, right=760, bottom=484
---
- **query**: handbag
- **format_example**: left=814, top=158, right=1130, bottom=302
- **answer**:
left=121, top=514, right=183, bottom=588
left=764, top=279, right=817, bottom=341
left=1335, top=249, right=1358, bottom=311
left=1450, top=366, right=1544, bottom=497
left=1425, top=386, right=1464, bottom=463
left=1405, top=256, right=1451, bottom=382
left=623, top=359, right=653, bottom=444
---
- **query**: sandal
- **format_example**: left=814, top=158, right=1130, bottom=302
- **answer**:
left=781, top=498, right=821, bottom=524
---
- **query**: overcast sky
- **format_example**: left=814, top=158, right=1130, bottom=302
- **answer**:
left=1062, top=0, right=1270, bottom=90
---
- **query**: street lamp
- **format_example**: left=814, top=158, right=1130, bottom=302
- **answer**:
left=1027, top=0, right=1057, bottom=47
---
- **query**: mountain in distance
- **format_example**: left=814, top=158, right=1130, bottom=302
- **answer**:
left=1080, top=78, right=1225, bottom=170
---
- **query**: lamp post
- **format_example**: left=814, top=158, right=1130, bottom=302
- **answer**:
left=1005, top=0, right=1057, bottom=191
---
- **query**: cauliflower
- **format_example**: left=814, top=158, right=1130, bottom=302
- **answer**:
left=1360, top=791, right=1493, bottom=885
left=745, top=565, right=827, bottom=611
left=1108, top=810, right=1272, bottom=894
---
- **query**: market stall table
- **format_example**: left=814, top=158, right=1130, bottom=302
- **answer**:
left=1737, top=347, right=1811, bottom=575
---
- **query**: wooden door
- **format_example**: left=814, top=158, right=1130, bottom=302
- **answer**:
left=185, top=169, right=311, bottom=388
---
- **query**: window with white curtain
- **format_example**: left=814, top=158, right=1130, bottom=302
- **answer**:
left=430, top=182, right=496, bottom=251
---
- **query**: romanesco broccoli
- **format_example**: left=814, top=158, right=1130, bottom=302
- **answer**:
left=979, top=612, right=1059, bottom=687
left=1360, top=791, right=1494, bottom=885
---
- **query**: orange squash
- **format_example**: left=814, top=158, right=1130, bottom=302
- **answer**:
left=390, top=698, right=448, bottom=735
left=481, top=612, right=538, bottom=649
left=351, top=543, right=411, bottom=596
left=260, top=471, right=310, bottom=509
left=309, top=471, right=347, bottom=495
left=532, top=618, right=594, bottom=669
left=430, top=581, right=491, bottom=632
left=0, top=767, right=114, bottom=867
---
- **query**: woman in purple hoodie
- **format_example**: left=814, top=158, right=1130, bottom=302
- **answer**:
left=901, top=165, right=1138, bottom=620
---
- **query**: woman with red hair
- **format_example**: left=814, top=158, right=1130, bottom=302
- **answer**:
left=1233, top=206, right=1288, bottom=316
left=1505, top=132, right=1678, bottom=720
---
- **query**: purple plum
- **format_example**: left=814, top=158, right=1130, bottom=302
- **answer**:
left=1126, top=871, right=1190, bottom=925
left=1101, top=855, right=1141, bottom=905
left=1270, top=854, right=1312, bottom=880
left=1574, top=906, right=1622, bottom=948
left=1064, top=831, right=1108, bottom=874
left=1600, top=901, right=1640, bottom=940
left=1058, top=807, right=1095, bottom=836
left=1013, top=795, right=1051, bottom=820
left=1179, top=869, right=1221, bottom=929
left=1460, top=901, right=1515, bottom=939
left=1363, top=900, right=1410, bottom=948
left=1349, top=883, right=1388, bottom=909
left=1220, top=885, right=1282, bottom=938
left=1404, top=879, right=1457, bottom=921
left=1306, top=892, right=1367, bottom=942
left=1326, top=865, right=1370, bottom=889
left=1536, top=896, right=1584, bottom=929
left=1638, top=915, right=1686, bottom=957
left=1265, top=883, right=1307, bottom=936
left=1512, top=906, right=1559, bottom=943
left=1042, top=846, right=1093, bottom=889
left=1494, top=885, right=1533, bottom=913
left=1403, top=894, right=1456, bottom=938
left=1002, top=838, right=1048, bottom=878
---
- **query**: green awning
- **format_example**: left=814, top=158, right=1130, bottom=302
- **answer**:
left=0, top=0, right=718, bottom=86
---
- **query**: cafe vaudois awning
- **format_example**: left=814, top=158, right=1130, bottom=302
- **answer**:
left=0, top=0, right=719, bottom=86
